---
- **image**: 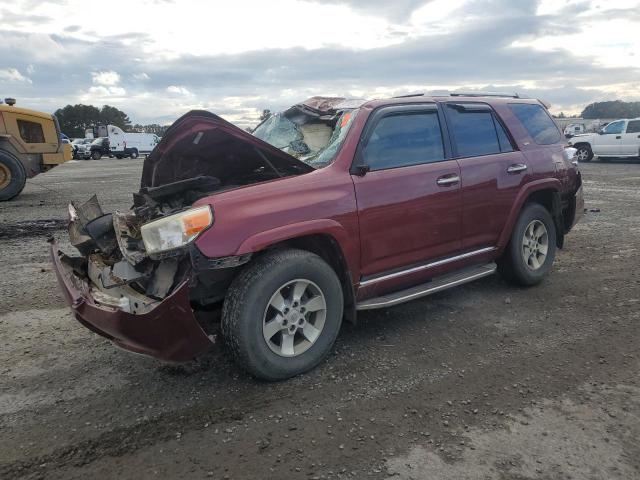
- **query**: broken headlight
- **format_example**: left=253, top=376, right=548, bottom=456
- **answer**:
left=140, top=205, right=213, bottom=256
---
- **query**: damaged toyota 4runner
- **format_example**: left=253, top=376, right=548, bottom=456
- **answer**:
left=51, top=94, right=583, bottom=380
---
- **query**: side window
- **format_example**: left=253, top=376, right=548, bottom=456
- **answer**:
left=362, top=111, right=444, bottom=171
left=626, top=120, right=640, bottom=134
left=508, top=103, right=561, bottom=145
left=603, top=121, right=625, bottom=135
left=446, top=105, right=503, bottom=157
left=17, top=120, right=45, bottom=143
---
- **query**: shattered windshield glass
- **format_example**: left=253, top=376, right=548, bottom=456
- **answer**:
left=253, top=109, right=358, bottom=169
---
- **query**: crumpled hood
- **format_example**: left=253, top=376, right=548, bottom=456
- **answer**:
left=141, top=110, right=313, bottom=189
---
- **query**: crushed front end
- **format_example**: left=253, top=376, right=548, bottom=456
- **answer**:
left=50, top=182, right=225, bottom=362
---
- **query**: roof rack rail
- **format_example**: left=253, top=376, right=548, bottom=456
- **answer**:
left=393, top=92, right=425, bottom=98
left=449, top=91, right=521, bottom=98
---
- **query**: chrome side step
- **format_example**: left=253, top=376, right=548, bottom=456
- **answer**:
left=356, top=262, right=497, bottom=311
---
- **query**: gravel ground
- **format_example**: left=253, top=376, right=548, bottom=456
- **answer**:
left=1, top=158, right=639, bottom=480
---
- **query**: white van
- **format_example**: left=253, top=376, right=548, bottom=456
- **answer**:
left=84, top=125, right=159, bottom=158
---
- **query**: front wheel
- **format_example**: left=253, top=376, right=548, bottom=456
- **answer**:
left=91, top=151, right=101, bottom=160
left=222, top=249, right=344, bottom=381
left=575, top=144, right=593, bottom=162
left=498, top=203, right=557, bottom=286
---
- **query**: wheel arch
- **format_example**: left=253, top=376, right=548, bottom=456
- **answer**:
left=236, top=222, right=357, bottom=324
left=498, top=180, right=564, bottom=251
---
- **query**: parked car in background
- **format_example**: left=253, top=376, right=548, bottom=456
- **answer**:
left=569, top=118, right=640, bottom=161
left=85, top=124, right=159, bottom=159
left=88, top=137, right=111, bottom=160
left=563, top=123, right=586, bottom=138
left=51, top=93, right=583, bottom=380
left=71, top=138, right=93, bottom=159
left=0, top=97, right=72, bottom=201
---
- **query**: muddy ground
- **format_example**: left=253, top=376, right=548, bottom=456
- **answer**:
left=1, top=158, right=639, bottom=480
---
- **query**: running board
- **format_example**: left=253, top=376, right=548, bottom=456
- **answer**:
left=356, top=262, right=497, bottom=311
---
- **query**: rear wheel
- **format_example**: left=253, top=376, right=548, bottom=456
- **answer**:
left=0, top=150, right=27, bottom=201
left=222, top=249, right=344, bottom=381
left=574, top=144, right=593, bottom=162
left=129, top=149, right=139, bottom=159
left=498, top=203, right=557, bottom=286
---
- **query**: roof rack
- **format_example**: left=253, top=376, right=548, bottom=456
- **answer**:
left=393, top=92, right=425, bottom=98
left=426, top=91, right=523, bottom=99
left=450, top=91, right=521, bottom=98
left=393, top=91, right=526, bottom=100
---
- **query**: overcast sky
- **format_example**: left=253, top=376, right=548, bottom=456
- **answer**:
left=1, top=0, right=639, bottom=127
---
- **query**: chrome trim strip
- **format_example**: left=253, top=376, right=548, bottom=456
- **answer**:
left=359, top=246, right=496, bottom=287
left=357, top=264, right=496, bottom=310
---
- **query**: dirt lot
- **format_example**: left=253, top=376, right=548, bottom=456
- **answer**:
left=1, top=158, right=639, bottom=480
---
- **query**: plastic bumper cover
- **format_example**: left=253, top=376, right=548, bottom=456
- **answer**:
left=50, top=241, right=213, bottom=362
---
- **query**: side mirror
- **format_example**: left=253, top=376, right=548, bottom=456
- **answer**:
left=598, top=129, right=604, bottom=135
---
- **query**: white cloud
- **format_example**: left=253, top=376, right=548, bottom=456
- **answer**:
left=87, top=85, right=127, bottom=97
left=133, top=72, right=149, bottom=80
left=0, top=68, right=32, bottom=83
left=91, top=70, right=121, bottom=86
left=166, top=85, right=192, bottom=95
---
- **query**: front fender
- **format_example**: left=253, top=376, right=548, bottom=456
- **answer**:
left=497, top=178, right=562, bottom=250
left=236, top=218, right=352, bottom=257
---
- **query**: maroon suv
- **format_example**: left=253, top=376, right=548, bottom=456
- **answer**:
left=51, top=93, right=583, bottom=380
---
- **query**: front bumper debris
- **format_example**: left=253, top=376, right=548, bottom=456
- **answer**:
left=50, top=241, right=214, bottom=362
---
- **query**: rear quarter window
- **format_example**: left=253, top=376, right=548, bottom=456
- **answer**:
left=508, top=103, right=561, bottom=145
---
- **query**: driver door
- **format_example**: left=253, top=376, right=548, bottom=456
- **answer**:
left=351, top=104, right=461, bottom=279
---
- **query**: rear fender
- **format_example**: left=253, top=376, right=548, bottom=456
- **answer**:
left=497, top=179, right=562, bottom=251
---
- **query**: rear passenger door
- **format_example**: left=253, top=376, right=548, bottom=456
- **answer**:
left=592, top=120, right=626, bottom=156
left=621, top=120, right=640, bottom=156
left=351, top=104, right=462, bottom=279
left=445, top=103, right=529, bottom=250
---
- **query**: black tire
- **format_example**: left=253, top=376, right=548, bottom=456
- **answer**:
left=574, top=144, right=593, bottom=162
left=498, top=203, right=557, bottom=286
left=91, top=150, right=101, bottom=160
left=0, top=149, right=27, bottom=201
left=130, top=149, right=139, bottom=159
left=222, top=249, right=344, bottom=381
left=115, top=155, right=123, bottom=159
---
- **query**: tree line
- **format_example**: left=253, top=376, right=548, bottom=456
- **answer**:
left=54, top=104, right=170, bottom=138
left=580, top=101, right=640, bottom=119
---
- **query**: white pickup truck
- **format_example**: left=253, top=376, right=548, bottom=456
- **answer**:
left=569, top=118, right=640, bottom=161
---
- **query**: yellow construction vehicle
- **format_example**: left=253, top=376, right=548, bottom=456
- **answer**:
left=0, top=98, right=72, bottom=201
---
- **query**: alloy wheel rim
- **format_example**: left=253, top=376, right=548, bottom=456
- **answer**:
left=262, top=279, right=327, bottom=357
left=576, top=148, right=588, bottom=161
left=0, top=163, right=11, bottom=190
left=522, top=220, right=549, bottom=270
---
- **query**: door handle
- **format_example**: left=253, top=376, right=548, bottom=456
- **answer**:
left=507, top=163, right=528, bottom=174
left=436, top=174, right=460, bottom=186
left=616, top=136, right=622, bottom=139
